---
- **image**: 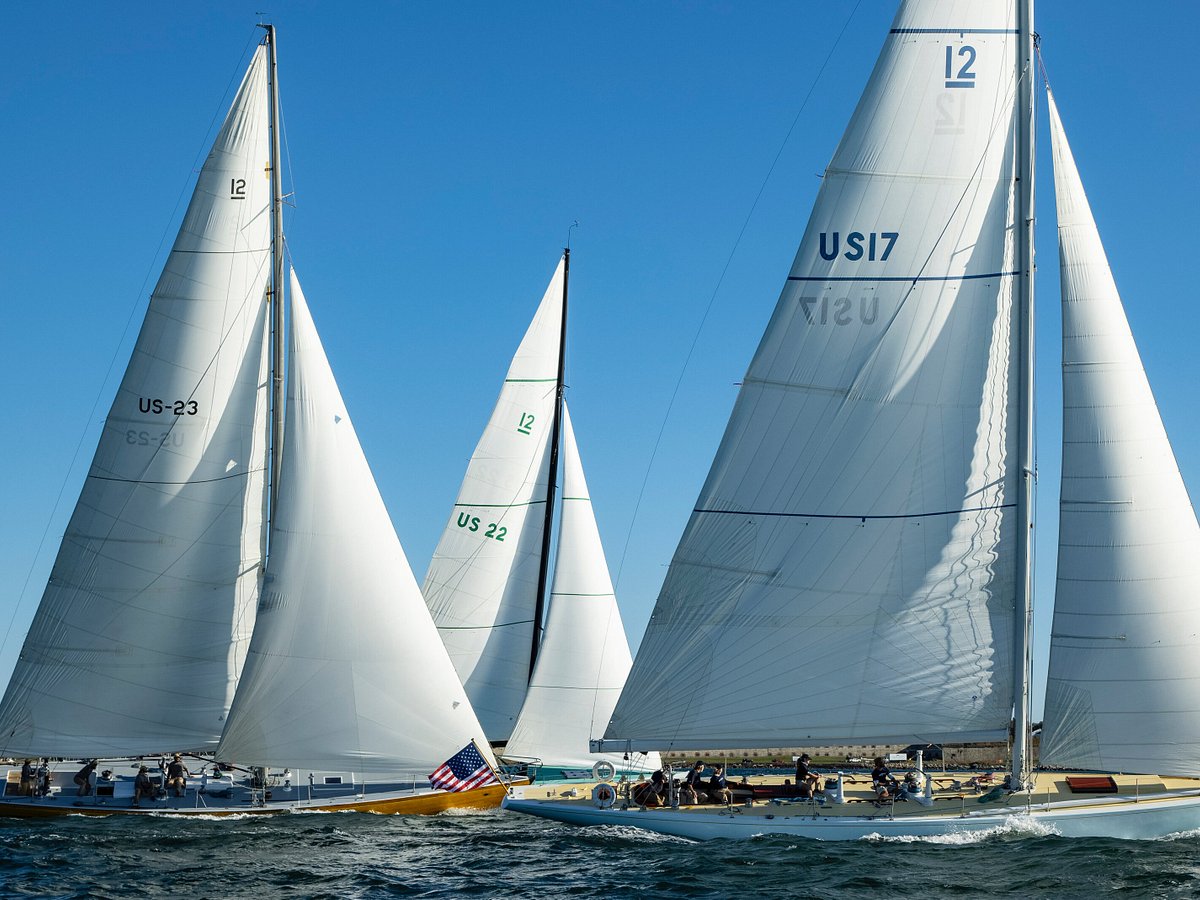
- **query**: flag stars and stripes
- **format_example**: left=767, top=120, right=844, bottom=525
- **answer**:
left=428, top=743, right=498, bottom=793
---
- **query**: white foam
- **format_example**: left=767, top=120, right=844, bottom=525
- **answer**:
left=862, top=815, right=1060, bottom=844
left=1159, top=827, right=1200, bottom=842
left=590, top=824, right=694, bottom=844
left=436, top=806, right=498, bottom=818
left=142, top=811, right=266, bottom=821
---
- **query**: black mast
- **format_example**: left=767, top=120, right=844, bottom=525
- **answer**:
left=528, top=248, right=569, bottom=679
left=262, top=24, right=285, bottom=539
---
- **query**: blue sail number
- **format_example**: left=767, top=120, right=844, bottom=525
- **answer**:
left=819, top=231, right=898, bottom=262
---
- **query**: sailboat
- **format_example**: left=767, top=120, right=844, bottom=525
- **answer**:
left=0, top=26, right=508, bottom=817
left=504, top=0, right=1200, bottom=839
left=423, top=253, right=660, bottom=779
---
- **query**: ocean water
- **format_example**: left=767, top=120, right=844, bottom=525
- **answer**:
left=3, top=807, right=1200, bottom=899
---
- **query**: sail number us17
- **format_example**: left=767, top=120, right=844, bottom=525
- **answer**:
left=799, top=295, right=879, bottom=326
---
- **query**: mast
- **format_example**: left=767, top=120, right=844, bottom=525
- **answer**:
left=1011, top=0, right=1036, bottom=790
left=263, top=24, right=286, bottom=528
left=529, top=248, right=569, bottom=678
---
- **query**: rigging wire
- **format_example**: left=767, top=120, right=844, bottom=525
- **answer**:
left=612, top=0, right=865, bottom=590
left=0, top=29, right=264, bottom=665
left=610, top=22, right=1038, bottom=755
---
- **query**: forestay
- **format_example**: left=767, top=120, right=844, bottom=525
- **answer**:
left=218, top=272, right=491, bottom=774
left=423, top=259, right=564, bottom=742
left=0, top=50, right=273, bottom=757
left=504, top=406, right=659, bottom=772
left=1041, top=94, right=1200, bottom=778
left=604, top=0, right=1023, bottom=751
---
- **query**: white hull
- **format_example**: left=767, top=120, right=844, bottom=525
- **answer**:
left=503, top=789, right=1200, bottom=841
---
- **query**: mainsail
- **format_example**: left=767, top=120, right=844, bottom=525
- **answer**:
left=1041, top=94, right=1200, bottom=777
left=423, top=260, right=564, bottom=741
left=217, top=272, right=491, bottom=773
left=0, top=49, right=273, bottom=757
left=603, top=0, right=1023, bottom=751
left=504, top=405, right=660, bottom=772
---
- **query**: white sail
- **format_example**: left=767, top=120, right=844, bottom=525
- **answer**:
left=0, top=49, right=273, bottom=757
left=604, top=1, right=1022, bottom=751
left=504, top=405, right=660, bottom=772
left=423, top=259, right=564, bottom=741
left=1041, top=94, right=1200, bottom=777
left=218, top=271, right=492, bottom=774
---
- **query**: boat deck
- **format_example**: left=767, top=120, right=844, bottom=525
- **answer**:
left=509, top=770, right=1200, bottom=822
left=0, top=761, right=517, bottom=818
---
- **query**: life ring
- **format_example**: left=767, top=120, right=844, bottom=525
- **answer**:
left=592, top=783, right=617, bottom=809
left=591, top=760, right=616, bottom=782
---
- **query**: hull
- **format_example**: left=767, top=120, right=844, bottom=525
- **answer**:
left=503, top=773, right=1200, bottom=841
left=0, top=780, right=519, bottom=819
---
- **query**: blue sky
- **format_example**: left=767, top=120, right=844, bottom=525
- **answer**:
left=0, top=1, right=1196, bottom=723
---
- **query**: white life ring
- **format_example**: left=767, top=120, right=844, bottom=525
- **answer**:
left=591, top=760, right=616, bottom=782
left=592, top=783, right=617, bottom=809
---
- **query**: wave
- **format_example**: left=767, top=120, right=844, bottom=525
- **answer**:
left=586, top=824, right=694, bottom=845
left=861, top=815, right=1061, bottom=844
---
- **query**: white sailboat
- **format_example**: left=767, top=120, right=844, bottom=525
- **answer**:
left=0, top=27, right=507, bottom=817
left=423, top=258, right=567, bottom=743
left=424, top=253, right=659, bottom=778
left=504, top=0, right=1200, bottom=839
left=503, top=404, right=658, bottom=778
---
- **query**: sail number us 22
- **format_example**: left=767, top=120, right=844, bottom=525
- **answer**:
left=455, top=513, right=507, bottom=542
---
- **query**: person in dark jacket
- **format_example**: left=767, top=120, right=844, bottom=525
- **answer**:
left=133, top=766, right=158, bottom=807
left=634, top=768, right=667, bottom=807
left=795, top=753, right=821, bottom=797
left=872, top=756, right=897, bottom=800
left=680, top=760, right=706, bottom=804
left=707, top=764, right=731, bottom=804
left=73, top=760, right=98, bottom=796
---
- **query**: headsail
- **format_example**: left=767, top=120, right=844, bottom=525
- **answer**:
left=0, top=49, right=273, bottom=757
left=423, top=259, right=565, bottom=741
left=603, top=0, right=1023, bottom=751
left=504, top=405, right=660, bottom=772
left=1041, top=94, right=1200, bottom=777
left=218, top=271, right=492, bottom=774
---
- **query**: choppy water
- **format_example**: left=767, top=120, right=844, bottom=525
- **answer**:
left=2, top=806, right=1200, bottom=899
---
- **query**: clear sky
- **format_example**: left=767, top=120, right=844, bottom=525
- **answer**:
left=1, top=1, right=1196, bottom=724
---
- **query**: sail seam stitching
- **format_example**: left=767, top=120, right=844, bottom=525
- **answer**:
left=693, top=503, right=1015, bottom=520
left=890, top=28, right=1018, bottom=34
left=788, top=271, right=1018, bottom=283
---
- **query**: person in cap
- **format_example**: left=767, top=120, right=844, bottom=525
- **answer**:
left=795, top=753, right=821, bottom=798
left=133, top=766, right=157, bottom=807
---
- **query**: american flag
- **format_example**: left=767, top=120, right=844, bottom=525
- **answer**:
left=428, top=742, right=499, bottom=792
